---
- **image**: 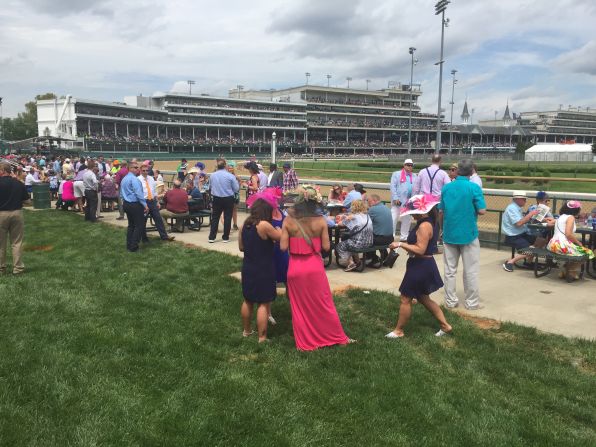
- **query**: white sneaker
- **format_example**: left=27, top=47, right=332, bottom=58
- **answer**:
left=268, top=315, right=277, bottom=325
left=222, top=239, right=231, bottom=243
left=208, top=239, right=216, bottom=243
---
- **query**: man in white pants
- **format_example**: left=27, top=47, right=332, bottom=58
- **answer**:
left=439, top=159, right=487, bottom=310
left=390, top=159, right=417, bottom=241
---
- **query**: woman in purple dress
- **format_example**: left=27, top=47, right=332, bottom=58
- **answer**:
left=385, top=194, right=452, bottom=338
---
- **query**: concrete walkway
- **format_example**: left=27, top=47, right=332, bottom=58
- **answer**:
left=96, top=209, right=596, bottom=340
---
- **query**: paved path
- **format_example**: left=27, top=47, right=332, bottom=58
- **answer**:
left=97, top=209, right=595, bottom=340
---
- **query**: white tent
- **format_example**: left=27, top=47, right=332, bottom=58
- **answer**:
left=524, top=143, right=593, bottom=162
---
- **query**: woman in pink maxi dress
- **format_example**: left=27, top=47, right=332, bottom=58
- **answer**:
left=281, top=188, right=350, bottom=351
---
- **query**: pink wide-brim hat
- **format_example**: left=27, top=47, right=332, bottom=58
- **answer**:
left=246, top=187, right=283, bottom=209
left=399, top=194, right=440, bottom=216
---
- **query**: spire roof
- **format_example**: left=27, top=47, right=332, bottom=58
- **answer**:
left=503, top=103, right=511, bottom=121
left=461, top=100, right=470, bottom=120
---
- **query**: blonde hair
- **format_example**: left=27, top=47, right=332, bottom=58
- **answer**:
left=350, top=199, right=367, bottom=214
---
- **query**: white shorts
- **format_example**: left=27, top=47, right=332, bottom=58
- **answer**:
left=73, top=181, right=85, bottom=198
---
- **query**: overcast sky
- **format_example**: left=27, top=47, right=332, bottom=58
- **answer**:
left=1, top=0, right=595, bottom=121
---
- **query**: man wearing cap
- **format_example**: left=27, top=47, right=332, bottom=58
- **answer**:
left=268, top=163, right=283, bottom=188
left=413, top=154, right=450, bottom=198
left=440, top=159, right=486, bottom=310
left=0, top=162, right=30, bottom=275
left=390, top=159, right=417, bottom=241
left=208, top=159, right=240, bottom=243
left=501, top=191, right=543, bottom=272
left=343, top=183, right=364, bottom=211
left=282, top=162, right=299, bottom=192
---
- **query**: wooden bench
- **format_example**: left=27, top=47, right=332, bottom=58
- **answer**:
left=517, top=247, right=590, bottom=281
left=335, top=245, right=390, bottom=272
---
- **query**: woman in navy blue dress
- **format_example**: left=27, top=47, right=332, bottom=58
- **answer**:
left=385, top=195, right=452, bottom=338
left=239, top=199, right=281, bottom=343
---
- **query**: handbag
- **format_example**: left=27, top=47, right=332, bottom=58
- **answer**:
left=383, top=249, right=400, bottom=268
left=341, top=215, right=369, bottom=241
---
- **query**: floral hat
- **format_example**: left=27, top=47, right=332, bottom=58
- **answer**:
left=294, top=184, right=323, bottom=204
left=400, top=194, right=440, bottom=216
left=246, top=187, right=283, bottom=209
left=567, top=200, right=581, bottom=209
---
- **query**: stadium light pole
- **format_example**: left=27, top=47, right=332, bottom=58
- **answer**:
left=408, top=47, right=417, bottom=155
left=326, top=74, right=332, bottom=87
left=187, top=80, right=195, bottom=95
left=271, top=131, right=277, bottom=165
left=434, top=0, right=450, bottom=154
left=346, top=77, right=352, bottom=88
left=493, top=110, right=498, bottom=144
left=236, top=84, right=244, bottom=99
left=448, top=69, right=457, bottom=155
left=305, top=72, right=311, bottom=85
left=366, top=79, right=371, bottom=90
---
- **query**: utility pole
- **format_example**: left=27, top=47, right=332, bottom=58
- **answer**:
left=434, top=0, right=451, bottom=154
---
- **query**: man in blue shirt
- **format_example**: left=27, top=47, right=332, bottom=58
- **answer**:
left=208, top=159, right=240, bottom=243
left=120, top=162, right=148, bottom=252
left=343, top=183, right=363, bottom=210
left=501, top=191, right=541, bottom=272
left=366, top=194, right=394, bottom=266
left=440, top=159, right=486, bottom=310
left=390, top=159, right=417, bottom=241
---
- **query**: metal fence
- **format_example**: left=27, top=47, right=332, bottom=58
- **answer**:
left=161, top=171, right=596, bottom=249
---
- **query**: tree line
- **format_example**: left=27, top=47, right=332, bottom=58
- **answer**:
left=1, top=93, right=57, bottom=141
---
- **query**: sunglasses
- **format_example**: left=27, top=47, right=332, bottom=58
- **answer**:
left=405, top=164, right=413, bottom=167
left=449, top=168, right=457, bottom=171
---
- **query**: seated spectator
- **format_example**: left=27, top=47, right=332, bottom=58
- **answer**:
left=343, top=183, right=364, bottom=210
left=328, top=184, right=346, bottom=202
left=335, top=199, right=373, bottom=271
left=366, top=194, right=394, bottom=266
left=501, top=191, right=542, bottom=272
left=526, top=191, right=555, bottom=244
left=160, top=180, right=189, bottom=231
left=547, top=201, right=594, bottom=281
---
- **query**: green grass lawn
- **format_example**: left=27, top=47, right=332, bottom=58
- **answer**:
left=1, top=211, right=595, bottom=446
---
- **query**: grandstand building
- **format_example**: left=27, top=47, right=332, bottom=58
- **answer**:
left=36, top=86, right=596, bottom=158
left=36, top=93, right=307, bottom=155
left=238, top=83, right=446, bottom=156
left=517, top=108, right=596, bottom=144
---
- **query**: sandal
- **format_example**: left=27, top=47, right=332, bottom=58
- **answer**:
left=344, top=262, right=359, bottom=272
left=242, top=330, right=255, bottom=337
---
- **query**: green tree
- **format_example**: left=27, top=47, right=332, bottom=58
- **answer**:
left=592, top=142, right=596, bottom=155
left=1, top=93, right=56, bottom=141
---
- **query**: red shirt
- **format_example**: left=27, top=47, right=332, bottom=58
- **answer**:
left=114, top=167, right=129, bottom=186
left=164, top=188, right=189, bottom=214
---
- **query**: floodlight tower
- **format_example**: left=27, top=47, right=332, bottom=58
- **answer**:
left=305, top=72, right=311, bottom=85
left=187, top=80, right=195, bottom=95
left=434, top=0, right=451, bottom=154
left=448, top=69, right=457, bottom=155
left=408, top=47, right=417, bottom=155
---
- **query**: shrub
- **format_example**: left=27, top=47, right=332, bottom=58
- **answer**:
left=541, top=169, right=551, bottom=185
left=504, top=169, right=515, bottom=184
left=520, top=169, right=532, bottom=183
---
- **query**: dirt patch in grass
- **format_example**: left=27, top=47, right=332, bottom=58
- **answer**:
left=23, top=245, right=54, bottom=252
left=333, top=285, right=356, bottom=297
left=458, top=313, right=502, bottom=330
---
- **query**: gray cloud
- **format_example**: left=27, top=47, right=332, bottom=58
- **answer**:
left=551, top=40, right=596, bottom=76
left=24, top=0, right=113, bottom=17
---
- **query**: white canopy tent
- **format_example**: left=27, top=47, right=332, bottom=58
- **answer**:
left=524, top=143, right=593, bottom=162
